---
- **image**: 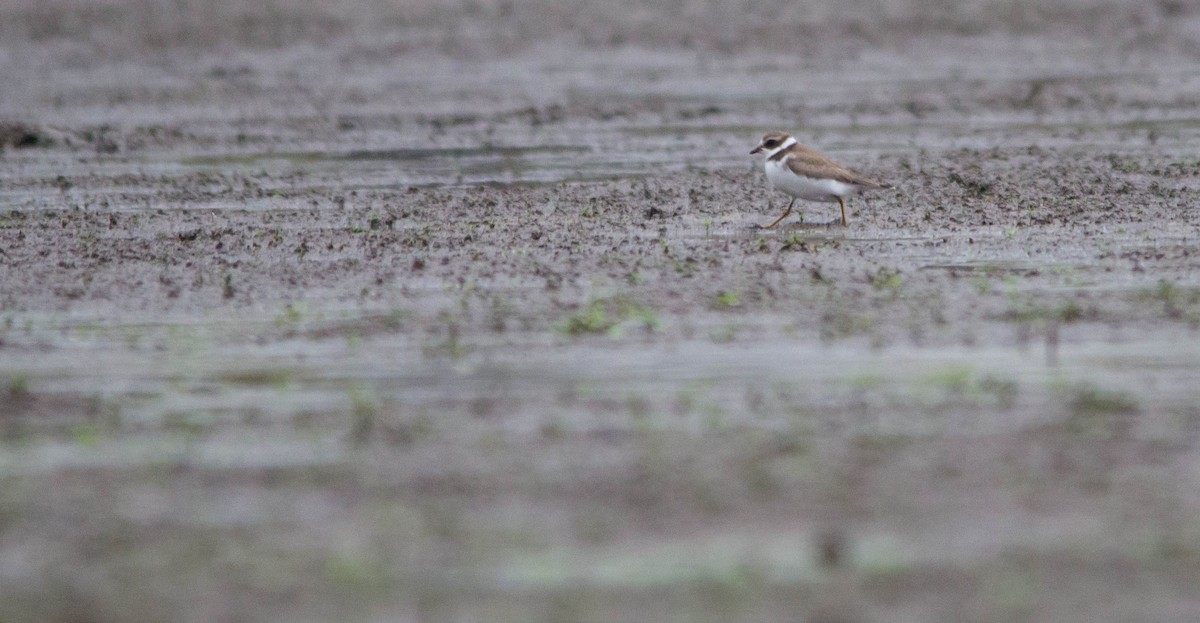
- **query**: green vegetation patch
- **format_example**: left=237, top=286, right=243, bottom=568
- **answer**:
left=1063, top=383, right=1139, bottom=437
left=556, top=296, right=660, bottom=338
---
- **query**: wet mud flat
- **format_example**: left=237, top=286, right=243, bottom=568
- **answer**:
left=2, top=1, right=1200, bottom=622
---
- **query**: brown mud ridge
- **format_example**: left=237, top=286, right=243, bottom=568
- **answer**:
left=1, top=1, right=1200, bottom=622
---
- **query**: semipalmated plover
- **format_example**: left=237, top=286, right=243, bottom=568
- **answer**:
left=750, top=132, right=890, bottom=228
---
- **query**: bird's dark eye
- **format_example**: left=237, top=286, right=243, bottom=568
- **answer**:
left=764, top=139, right=779, bottom=148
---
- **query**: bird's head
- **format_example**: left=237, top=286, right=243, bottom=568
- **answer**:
left=750, top=132, right=792, bottom=156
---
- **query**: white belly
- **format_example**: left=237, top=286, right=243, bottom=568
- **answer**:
left=765, top=160, right=859, bottom=202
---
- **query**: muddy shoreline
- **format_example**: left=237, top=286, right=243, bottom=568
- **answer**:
left=2, top=1, right=1200, bottom=621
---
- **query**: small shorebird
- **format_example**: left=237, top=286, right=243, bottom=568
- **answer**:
left=750, top=132, right=890, bottom=228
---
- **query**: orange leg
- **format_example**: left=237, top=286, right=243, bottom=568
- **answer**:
left=759, top=198, right=795, bottom=229
left=837, top=196, right=847, bottom=226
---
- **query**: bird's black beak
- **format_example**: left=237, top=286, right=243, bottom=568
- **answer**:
left=750, top=146, right=763, bottom=155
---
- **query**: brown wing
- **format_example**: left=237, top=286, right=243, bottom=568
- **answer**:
left=784, top=144, right=890, bottom=188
